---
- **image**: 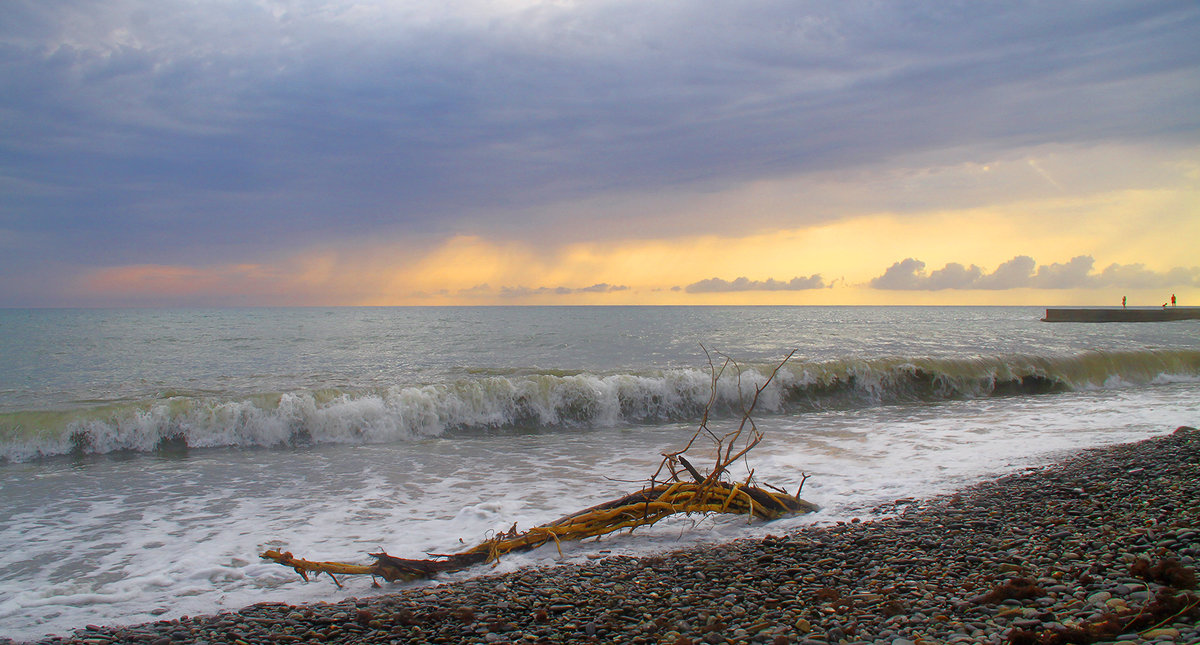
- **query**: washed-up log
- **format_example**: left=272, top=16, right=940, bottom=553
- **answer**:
left=262, top=478, right=817, bottom=585
left=261, top=349, right=817, bottom=585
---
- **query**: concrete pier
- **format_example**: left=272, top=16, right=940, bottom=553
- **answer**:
left=1042, top=307, right=1200, bottom=322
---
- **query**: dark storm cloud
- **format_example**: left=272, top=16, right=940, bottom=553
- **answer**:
left=685, top=275, right=826, bottom=293
left=871, top=256, right=1200, bottom=290
left=2, top=1, right=1199, bottom=300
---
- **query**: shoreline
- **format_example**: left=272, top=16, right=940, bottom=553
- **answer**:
left=21, top=427, right=1200, bottom=645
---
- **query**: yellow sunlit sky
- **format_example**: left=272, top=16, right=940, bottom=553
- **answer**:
left=74, top=145, right=1200, bottom=307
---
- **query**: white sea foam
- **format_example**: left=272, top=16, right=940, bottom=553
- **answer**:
left=2, top=349, right=1197, bottom=463
left=2, top=379, right=1197, bottom=641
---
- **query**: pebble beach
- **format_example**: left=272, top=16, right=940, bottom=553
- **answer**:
left=20, top=425, right=1200, bottom=645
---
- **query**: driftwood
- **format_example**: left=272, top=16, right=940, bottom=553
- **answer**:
left=261, top=349, right=817, bottom=586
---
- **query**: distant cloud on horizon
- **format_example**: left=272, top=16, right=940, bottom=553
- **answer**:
left=459, top=283, right=631, bottom=298
left=684, top=275, right=827, bottom=293
left=870, top=256, right=1200, bottom=291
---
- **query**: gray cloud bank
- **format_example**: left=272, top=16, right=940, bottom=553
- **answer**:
left=4, top=4, right=1199, bottom=244
left=685, top=275, right=826, bottom=293
left=871, top=256, right=1200, bottom=290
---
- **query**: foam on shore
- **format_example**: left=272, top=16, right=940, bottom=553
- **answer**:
left=26, top=425, right=1200, bottom=645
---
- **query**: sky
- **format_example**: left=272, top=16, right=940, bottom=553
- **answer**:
left=2, top=0, right=1198, bottom=307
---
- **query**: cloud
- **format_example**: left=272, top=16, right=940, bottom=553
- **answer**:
left=871, top=256, right=1200, bottom=290
left=685, top=275, right=826, bottom=293
left=869, top=259, right=934, bottom=290
left=975, top=256, right=1038, bottom=290
left=577, top=283, right=630, bottom=293
left=925, top=263, right=984, bottom=290
left=463, top=283, right=631, bottom=298
left=456, top=284, right=495, bottom=297
left=1033, top=256, right=1098, bottom=289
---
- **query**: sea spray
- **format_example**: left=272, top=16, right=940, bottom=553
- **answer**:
left=3, top=349, right=1197, bottom=462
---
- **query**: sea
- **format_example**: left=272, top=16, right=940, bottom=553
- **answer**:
left=1, top=306, right=1198, bottom=640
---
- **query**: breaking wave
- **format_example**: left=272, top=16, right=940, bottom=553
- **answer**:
left=2, top=348, right=1197, bottom=462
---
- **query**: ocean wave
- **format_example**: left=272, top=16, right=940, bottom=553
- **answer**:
left=2, top=349, right=1197, bottom=462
